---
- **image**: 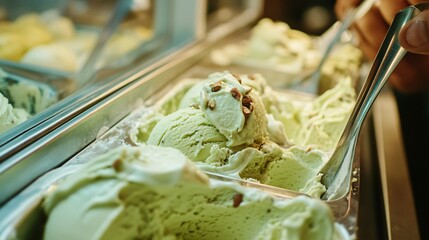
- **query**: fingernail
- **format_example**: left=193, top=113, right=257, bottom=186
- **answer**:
left=406, top=18, right=429, bottom=48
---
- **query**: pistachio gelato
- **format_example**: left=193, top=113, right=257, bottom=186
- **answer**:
left=211, top=18, right=320, bottom=74
left=43, top=145, right=350, bottom=240
left=144, top=71, right=345, bottom=198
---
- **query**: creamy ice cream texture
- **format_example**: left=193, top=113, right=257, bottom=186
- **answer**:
left=211, top=18, right=320, bottom=74
left=0, top=69, right=31, bottom=133
left=269, top=77, right=356, bottom=151
left=0, top=68, right=59, bottom=134
left=210, top=18, right=363, bottom=90
left=43, top=145, right=350, bottom=240
left=147, top=107, right=232, bottom=163
left=147, top=107, right=327, bottom=197
left=0, top=91, right=29, bottom=134
left=199, top=72, right=268, bottom=147
left=145, top=71, right=349, bottom=198
left=0, top=69, right=58, bottom=115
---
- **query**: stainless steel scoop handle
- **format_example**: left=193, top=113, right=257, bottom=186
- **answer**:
left=320, top=3, right=429, bottom=200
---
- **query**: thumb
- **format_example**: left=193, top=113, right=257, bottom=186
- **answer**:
left=399, top=10, right=429, bottom=54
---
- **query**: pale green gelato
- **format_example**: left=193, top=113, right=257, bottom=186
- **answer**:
left=158, top=81, right=195, bottom=115
left=179, top=72, right=270, bottom=111
left=128, top=109, right=163, bottom=145
left=200, top=71, right=268, bottom=146
left=319, top=44, right=363, bottom=92
left=178, top=80, right=206, bottom=109
left=43, top=145, right=350, bottom=240
left=211, top=18, right=319, bottom=74
left=240, top=73, right=269, bottom=96
left=177, top=72, right=286, bottom=146
left=0, top=92, right=30, bottom=134
left=140, top=71, right=355, bottom=198
left=198, top=141, right=327, bottom=198
left=147, top=103, right=325, bottom=197
left=271, top=78, right=356, bottom=151
left=147, top=107, right=232, bottom=163
left=0, top=69, right=58, bottom=115
left=260, top=144, right=327, bottom=198
left=144, top=71, right=340, bottom=198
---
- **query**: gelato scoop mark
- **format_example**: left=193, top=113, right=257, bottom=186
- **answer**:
left=42, top=145, right=350, bottom=240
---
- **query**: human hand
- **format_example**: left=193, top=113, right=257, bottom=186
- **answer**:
left=335, top=0, right=429, bottom=93
left=399, top=9, right=429, bottom=54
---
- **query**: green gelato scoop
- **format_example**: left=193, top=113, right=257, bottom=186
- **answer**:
left=200, top=71, right=268, bottom=147
left=43, top=145, right=350, bottom=240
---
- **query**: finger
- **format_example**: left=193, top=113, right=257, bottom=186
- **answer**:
left=378, top=0, right=409, bottom=24
left=335, top=0, right=362, bottom=19
left=351, top=26, right=378, bottom=60
left=408, top=0, right=428, bottom=5
left=399, top=10, right=429, bottom=54
left=353, top=6, right=389, bottom=55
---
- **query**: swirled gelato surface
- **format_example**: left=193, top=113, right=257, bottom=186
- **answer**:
left=141, top=71, right=356, bottom=198
left=43, top=145, right=350, bottom=240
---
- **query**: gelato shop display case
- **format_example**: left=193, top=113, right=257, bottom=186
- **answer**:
left=0, top=0, right=421, bottom=239
left=0, top=0, right=203, bottom=158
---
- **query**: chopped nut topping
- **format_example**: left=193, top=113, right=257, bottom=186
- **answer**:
left=248, top=103, right=254, bottom=112
left=112, top=159, right=122, bottom=172
left=230, top=88, right=241, bottom=100
left=245, top=88, right=253, bottom=94
left=233, top=193, right=243, bottom=208
left=232, top=73, right=242, bottom=84
left=242, top=106, right=252, bottom=119
left=208, top=99, right=216, bottom=110
left=190, top=103, right=200, bottom=109
left=210, top=81, right=222, bottom=92
left=211, top=85, right=221, bottom=92
left=242, top=96, right=252, bottom=108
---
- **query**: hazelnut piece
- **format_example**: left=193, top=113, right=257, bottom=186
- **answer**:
left=230, top=88, right=241, bottom=100
left=207, top=99, right=216, bottom=110
left=233, top=193, right=243, bottom=208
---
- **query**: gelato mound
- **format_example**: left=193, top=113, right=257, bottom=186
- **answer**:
left=0, top=92, right=29, bottom=134
left=270, top=77, right=356, bottom=151
left=145, top=71, right=333, bottom=198
left=200, top=71, right=268, bottom=146
left=42, top=145, right=349, bottom=240
left=210, top=18, right=319, bottom=74
left=0, top=68, right=59, bottom=134
left=210, top=18, right=363, bottom=89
